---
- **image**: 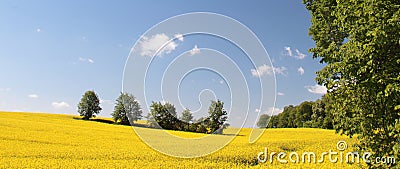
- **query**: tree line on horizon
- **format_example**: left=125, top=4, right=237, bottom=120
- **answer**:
left=76, top=90, right=228, bottom=134
left=257, top=96, right=333, bottom=129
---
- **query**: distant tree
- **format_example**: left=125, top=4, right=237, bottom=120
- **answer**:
left=78, top=90, right=102, bottom=120
left=145, top=113, right=159, bottom=128
left=277, top=105, right=294, bottom=128
left=149, top=102, right=178, bottom=130
left=180, top=108, right=193, bottom=131
left=188, top=123, right=198, bottom=132
left=267, top=116, right=278, bottom=128
left=112, top=92, right=142, bottom=125
left=196, top=124, right=208, bottom=133
left=208, top=100, right=228, bottom=134
left=195, top=117, right=207, bottom=123
left=311, top=98, right=325, bottom=128
left=181, top=108, right=193, bottom=123
left=164, top=102, right=179, bottom=129
left=256, top=114, right=270, bottom=128
left=311, top=96, right=333, bottom=129
left=294, top=101, right=313, bottom=127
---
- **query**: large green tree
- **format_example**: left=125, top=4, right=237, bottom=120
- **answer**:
left=180, top=108, right=193, bottom=131
left=208, top=100, right=228, bottom=134
left=112, top=92, right=142, bottom=125
left=78, top=90, right=102, bottom=120
left=149, top=102, right=178, bottom=130
left=304, top=0, right=400, bottom=167
left=181, top=108, right=193, bottom=123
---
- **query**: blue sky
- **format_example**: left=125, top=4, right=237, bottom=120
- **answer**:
left=0, top=0, right=327, bottom=127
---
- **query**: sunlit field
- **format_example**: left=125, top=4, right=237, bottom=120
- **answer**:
left=0, top=112, right=362, bottom=168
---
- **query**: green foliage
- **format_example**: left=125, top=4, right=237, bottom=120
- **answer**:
left=180, top=108, right=194, bottom=131
left=256, top=114, right=270, bottom=128
left=208, top=100, right=228, bottom=134
left=181, top=108, right=193, bottom=123
left=196, top=124, right=208, bottom=133
left=294, top=101, right=313, bottom=127
left=149, top=102, right=179, bottom=130
left=111, top=92, right=142, bottom=125
left=145, top=113, right=159, bottom=129
left=261, top=99, right=333, bottom=129
left=147, top=100, right=227, bottom=134
left=77, top=90, right=102, bottom=120
left=304, top=0, right=400, bottom=167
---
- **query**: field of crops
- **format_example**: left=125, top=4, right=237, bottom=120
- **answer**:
left=0, top=112, right=363, bottom=168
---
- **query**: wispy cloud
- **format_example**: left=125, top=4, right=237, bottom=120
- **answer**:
left=262, top=107, right=283, bottom=116
left=100, top=99, right=114, bottom=105
left=283, top=47, right=306, bottom=59
left=36, top=28, right=41, bottom=33
left=139, top=33, right=181, bottom=57
left=0, top=88, right=11, bottom=92
left=28, top=94, right=39, bottom=99
left=251, top=64, right=287, bottom=77
left=52, top=101, right=70, bottom=109
left=284, top=46, right=293, bottom=56
left=190, top=45, right=200, bottom=55
left=174, top=34, right=184, bottom=42
left=305, top=84, right=327, bottom=95
left=277, top=92, right=285, bottom=96
left=270, top=107, right=283, bottom=115
left=297, top=67, right=304, bottom=75
left=295, top=49, right=306, bottom=59
left=79, top=57, right=94, bottom=63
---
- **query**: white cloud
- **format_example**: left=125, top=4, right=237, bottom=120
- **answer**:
left=265, top=107, right=283, bottom=116
left=160, top=100, right=168, bottom=105
left=190, top=45, right=200, bottom=55
left=295, top=49, right=306, bottom=59
left=36, top=28, right=41, bottom=32
left=28, top=94, right=39, bottom=99
left=284, top=46, right=293, bottom=56
left=78, top=57, right=94, bottom=64
left=52, top=101, right=70, bottom=109
left=283, top=47, right=306, bottom=59
left=297, top=67, right=305, bottom=75
left=100, top=99, right=113, bottom=105
left=139, top=33, right=178, bottom=57
left=0, top=88, right=11, bottom=92
left=305, top=84, right=327, bottom=95
left=174, top=33, right=184, bottom=42
left=277, top=92, right=285, bottom=96
left=251, top=64, right=287, bottom=77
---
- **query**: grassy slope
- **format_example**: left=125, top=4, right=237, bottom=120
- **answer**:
left=0, top=112, right=361, bottom=168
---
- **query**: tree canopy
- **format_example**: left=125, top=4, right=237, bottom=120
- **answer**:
left=146, top=100, right=228, bottom=134
left=112, top=92, right=142, bottom=125
left=259, top=98, right=333, bottom=129
left=304, top=0, right=400, bottom=167
left=208, top=100, right=228, bottom=134
left=77, top=90, right=102, bottom=120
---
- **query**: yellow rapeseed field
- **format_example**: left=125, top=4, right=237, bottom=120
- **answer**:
left=0, top=112, right=363, bottom=168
